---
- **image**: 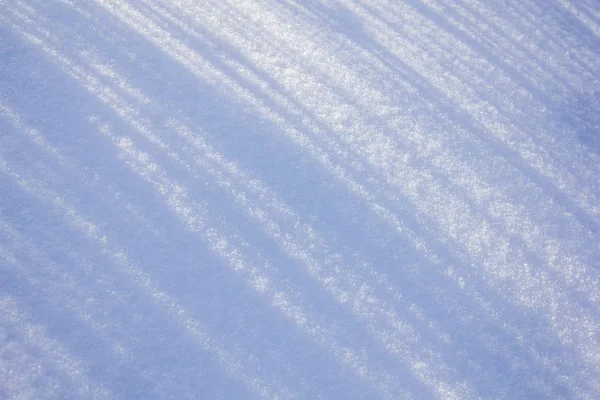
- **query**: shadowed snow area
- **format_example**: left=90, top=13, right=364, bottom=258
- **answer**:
left=1, top=0, right=599, bottom=399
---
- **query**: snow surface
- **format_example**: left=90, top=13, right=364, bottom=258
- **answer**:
left=1, top=0, right=599, bottom=399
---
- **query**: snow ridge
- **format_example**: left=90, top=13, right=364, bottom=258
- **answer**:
left=1, top=0, right=599, bottom=399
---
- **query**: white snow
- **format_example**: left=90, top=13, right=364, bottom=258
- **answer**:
left=1, top=0, right=599, bottom=399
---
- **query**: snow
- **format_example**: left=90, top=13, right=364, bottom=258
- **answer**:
left=1, top=0, right=599, bottom=399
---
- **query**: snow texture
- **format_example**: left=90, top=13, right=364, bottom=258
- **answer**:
left=1, top=0, right=599, bottom=399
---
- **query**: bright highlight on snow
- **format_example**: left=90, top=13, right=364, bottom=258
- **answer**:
left=1, top=0, right=599, bottom=399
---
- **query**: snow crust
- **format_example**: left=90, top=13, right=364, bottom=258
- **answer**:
left=1, top=0, right=599, bottom=399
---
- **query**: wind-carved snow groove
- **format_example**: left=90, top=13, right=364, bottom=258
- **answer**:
left=0, top=152, right=297, bottom=400
left=158, top=0, right=599, bottom=309
left=2, top=5, right=416, bottom=398
left=167, top=113, right=584, bottom=398
left=58, top=1, right=600, bottom=394
left=0, top=219, right=201, bottom=399
left=147, top=15, right=475, bottom=400
left=431, top=0, right=595, bottom=87
left=243, top=1, right=596, bottom=394
left=92, top=118, right=416, bottom=399
left=0, top=291, right=113, bottom=400
left=83, top=0, right=439, bottom=273
left=0, top=6, right=167, bottom=151
left=503, top=0, right=599, bottom=77
left=341, top=0, right=600, bottom=211
left=139, top=0, right=600, bottom=388
left=6, top=3, right=482, bottom=397
left=556, top=0, right=600, bottom=39
left=81, top=2, right=488, bottom=397
left=168, top=121, right=483, bottom=397
left=0, top=12, right=296, bottom=400
left=0, top=101, right=70, bottom=166
left=0, top=99, right=164, bottom=243
left=0, top=229, right=129, bottom=394
left=75, top=10, right=519, bottom=398
left=445, top=0, right=589, bottom=89
left=83, top=0, right=600, bottom=393
left=342, top=0, right=600, bottom=233
left=3, top=0, right=600, bottom=398
left=0, top=92, right=312, bottom=397
left=336, top=0, right=600, bottom=371
left=346, top=0, right=600, bottom=221
left=200, top=0, right=600, bottom=366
